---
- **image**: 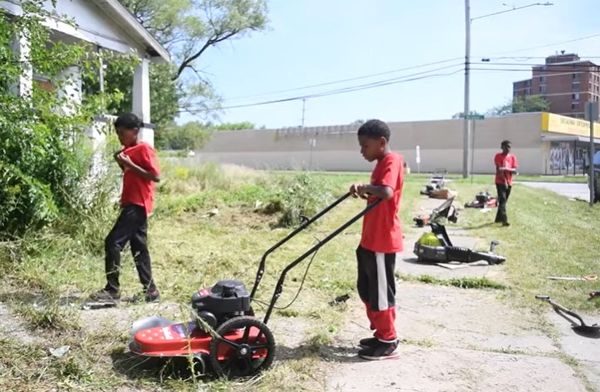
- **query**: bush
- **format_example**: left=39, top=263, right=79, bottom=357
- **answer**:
left=0, top=1, right=135, bottom=239
left=263, top=173, right=333, bottom=227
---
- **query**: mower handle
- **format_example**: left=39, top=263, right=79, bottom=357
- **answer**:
left=249, top=192, right=352, bottom=300
left=262, top=197, right=383, bottom=325
left=536, top=295, right=587, bottom=327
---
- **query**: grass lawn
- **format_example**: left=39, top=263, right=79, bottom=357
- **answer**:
left=0, top=163, right=598, bottom=391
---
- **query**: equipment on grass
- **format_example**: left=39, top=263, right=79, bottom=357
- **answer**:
left=547, top=275, right=598, bottom=282
left=536, top=295, right=600, bottom=338
left=129, top=192, right=381, bottom=378
left=464, top=191, right=497, bottom=208
left=413, top=198, right=505, bottom=265
left=419, top=169, right=447, bottom=196
left=413, top=197, right=459, bottom=227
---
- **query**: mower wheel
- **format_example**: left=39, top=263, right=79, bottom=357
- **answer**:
left=208, top=316, right=275, bottom=378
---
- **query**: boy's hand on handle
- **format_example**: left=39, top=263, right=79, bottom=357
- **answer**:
left=349, top=183, right=369, bottom=199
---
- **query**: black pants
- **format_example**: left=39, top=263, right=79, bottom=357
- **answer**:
left=495, top=184, right=512, bottom=224
left=104, top=205, right=156, bottom=293
left=356, top=246, right=396, bottom=312
left=356, top=246, right=397, bottom=341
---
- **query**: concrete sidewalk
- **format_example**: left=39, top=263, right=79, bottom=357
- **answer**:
left=326, top=196, right=599, bottom=392
left=520, top=181, right=591, bottom=200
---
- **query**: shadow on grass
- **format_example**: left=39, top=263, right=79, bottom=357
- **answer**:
left=110, top=350, right=213, bottom=382
left=276, top=343, right=362, bottom=364
left=461, top=222, right=496, bottom=231
left=110, top=341, right=363, bottom=383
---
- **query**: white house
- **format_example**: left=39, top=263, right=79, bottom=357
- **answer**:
left=0, top=0, right=170, bottom=146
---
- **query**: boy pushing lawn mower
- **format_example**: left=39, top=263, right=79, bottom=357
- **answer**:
left=350, top=119, right=404, bottom=360
left=89, top=113, right=161, bottom=305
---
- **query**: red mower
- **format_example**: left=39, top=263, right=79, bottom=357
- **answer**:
left=129, top=192, right=380, bottom=378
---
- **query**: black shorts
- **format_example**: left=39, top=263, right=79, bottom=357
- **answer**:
left=356, top=246, right=396, bottom=311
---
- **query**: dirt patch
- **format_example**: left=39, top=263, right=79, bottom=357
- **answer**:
left=0, top=301, right=40, bottom=345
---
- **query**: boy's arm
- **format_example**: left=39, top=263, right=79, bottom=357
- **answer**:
left=116, top=152, right=160, bottom=182
left=350, top=183, right=393, bottom=200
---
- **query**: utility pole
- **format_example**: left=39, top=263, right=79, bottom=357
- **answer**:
left=587, top=101, right=598, bottom=206
left=301, top=98, right=306, bottom=128
left=462, top=1, right=553, bottom=178
left=462, top=0, right=471, bottom=178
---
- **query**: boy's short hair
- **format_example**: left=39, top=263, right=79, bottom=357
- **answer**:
left=114, top=112, right=142, bottom=130
left=357, top=119, right=391, bottom=141
left=501, top=140, right=511, bottom=148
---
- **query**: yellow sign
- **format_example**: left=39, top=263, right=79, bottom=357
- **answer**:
left=541, top=112, right=599, bottom=136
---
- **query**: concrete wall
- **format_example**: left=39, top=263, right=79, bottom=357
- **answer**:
left=191, top=113, right=546, bottom=174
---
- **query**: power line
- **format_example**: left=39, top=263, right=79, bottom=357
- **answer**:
left=180, top=66, right=464, bottom=113
left=477, top=32, right=600, bottom=56
left=220, top=57, right=463, bottom=103
left=178, top=33, right=600, bottom=115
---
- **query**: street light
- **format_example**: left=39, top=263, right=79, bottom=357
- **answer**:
left=462, top=1, right=553, bottom=178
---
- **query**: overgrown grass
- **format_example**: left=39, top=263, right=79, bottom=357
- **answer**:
left=0, top=163, right=393, bottom=391
left=2, top=163, right=599, bottom=391
left=446, top=177, right=600, bottom=311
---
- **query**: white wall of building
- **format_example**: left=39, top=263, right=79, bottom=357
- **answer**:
left=189, top=113, right=546, bottom=174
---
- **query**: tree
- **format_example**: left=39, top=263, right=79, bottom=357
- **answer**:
left=210, top=121, right=255, bottom=131
left=451, top=110, right=485, bottom=119
left=0, top=1, right=135, bottom=237
left=489, top=95, right=551, bottom=117
left=118, top=0, right=268, bottom=121
left=155, top=121, right=211, bottom=150
left=120, top=0, right=268, bottom=80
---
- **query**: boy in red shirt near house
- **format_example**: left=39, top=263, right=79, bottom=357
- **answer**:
left=349, top=119, right=404, bottom=360
left=494, top=140, right=518, bottom=227
left=90, top=113, right=161, bottom=303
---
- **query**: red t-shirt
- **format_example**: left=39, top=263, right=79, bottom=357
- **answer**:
left=494, top=153, right=518, bottom=186
left=360, top=152, right=404, bottom=253
left=120, top=142, right=159, bottom=216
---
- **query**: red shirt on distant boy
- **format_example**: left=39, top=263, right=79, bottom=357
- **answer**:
left=494, top=152, right=518, bottom=186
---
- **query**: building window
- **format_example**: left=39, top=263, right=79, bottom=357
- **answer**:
left=572, top=93, right=580, bottom=100
left=539, top=76, right=544, bottom=83
left=571, top=103, right=577, bottom=110
left=572, top=73, right=578, bottom=80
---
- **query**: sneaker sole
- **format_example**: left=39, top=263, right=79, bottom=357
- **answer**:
left=358, top=351, right=400, bottom=361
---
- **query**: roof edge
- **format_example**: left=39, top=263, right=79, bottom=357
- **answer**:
left=93, top=0, right=170, bottom=62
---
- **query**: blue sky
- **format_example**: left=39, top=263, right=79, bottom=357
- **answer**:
left=183, top=0, right=600, bottom=128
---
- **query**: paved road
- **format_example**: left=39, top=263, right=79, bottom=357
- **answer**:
left=519, top=181, right=591, bottom=200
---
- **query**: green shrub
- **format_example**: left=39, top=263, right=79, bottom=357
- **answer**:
left=0, top=1, right=136, bottom=240
left=263, top=173, right=334, bottom=227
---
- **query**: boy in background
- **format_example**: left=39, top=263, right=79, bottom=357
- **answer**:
left=349, top=119, right=404, bottom=360
left=494, top=140, right=518, bottom=226
left=90, top=112, right=161, bottom=303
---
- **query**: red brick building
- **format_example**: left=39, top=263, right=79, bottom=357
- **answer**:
left=513, top=53, right=600, bottom=118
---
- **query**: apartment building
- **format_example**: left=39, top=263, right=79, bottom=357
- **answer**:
left=513, top=53, right=600, bottom=118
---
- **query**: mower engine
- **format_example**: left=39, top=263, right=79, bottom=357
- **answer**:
left=191, top=279, right=251, bottom=330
